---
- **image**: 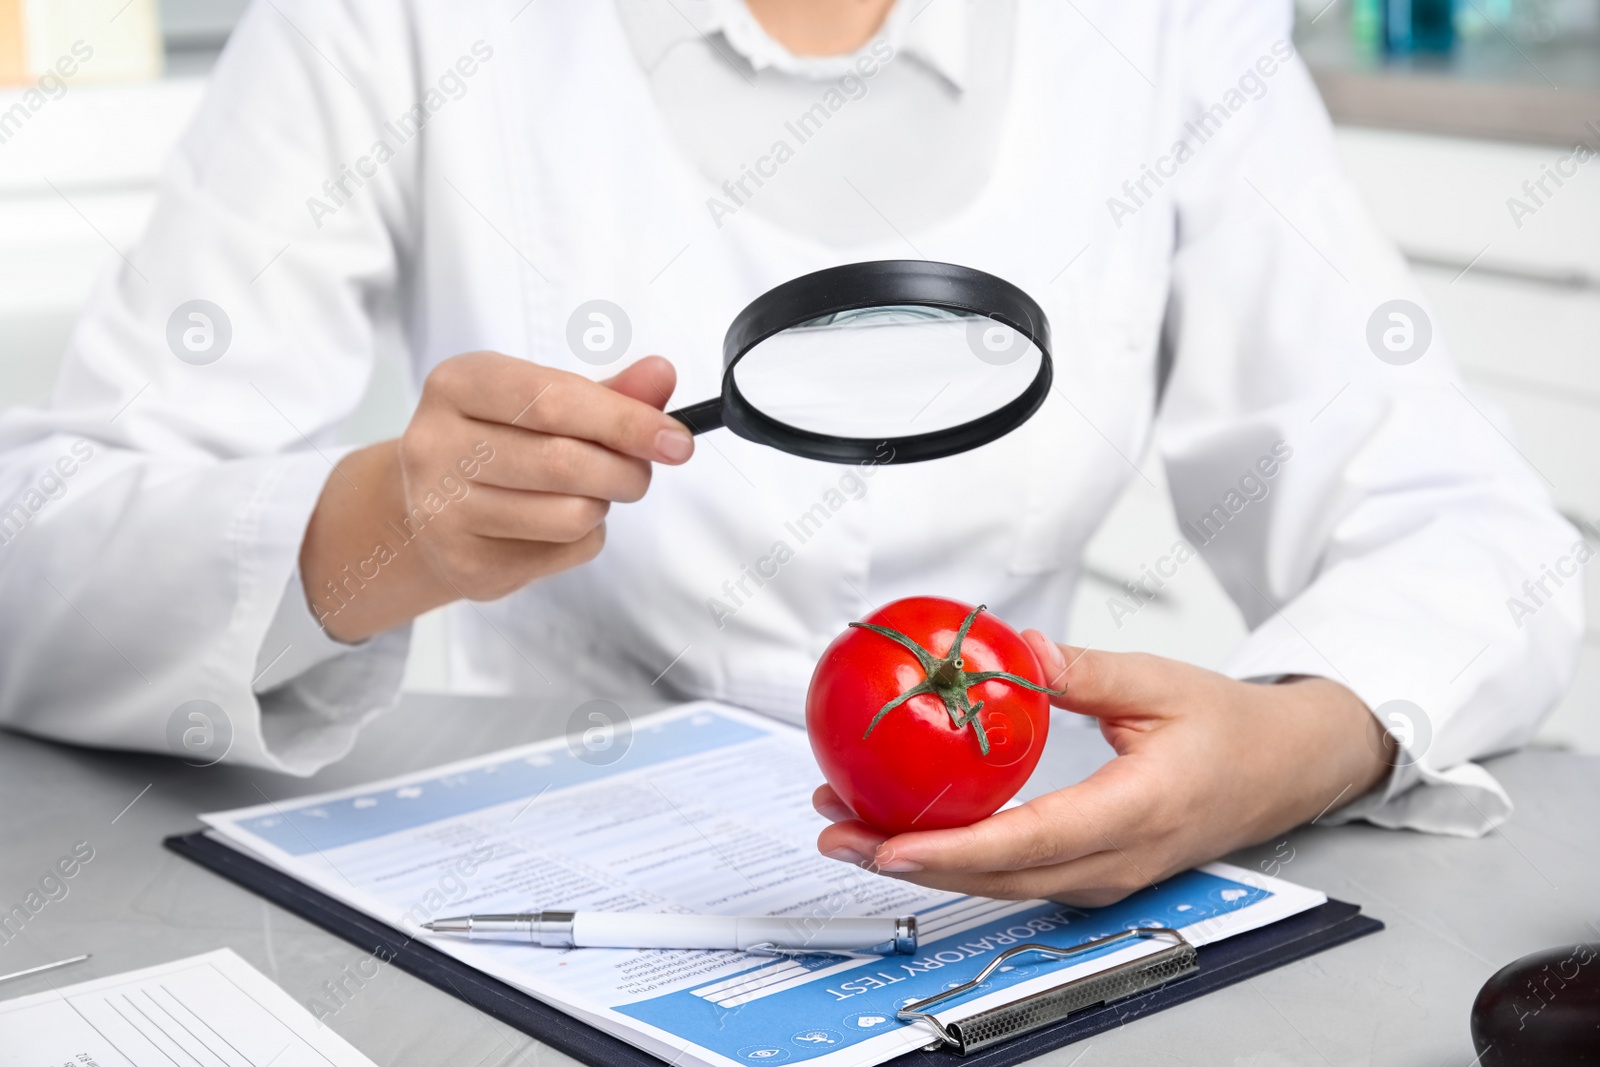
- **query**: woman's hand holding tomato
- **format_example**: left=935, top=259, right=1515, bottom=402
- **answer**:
left=812, top=630, right=1395, bottom=907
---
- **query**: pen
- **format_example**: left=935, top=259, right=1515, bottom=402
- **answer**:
left=0, top=954, right=90, bottom=985
left=422, top=911, right=917, bottom=955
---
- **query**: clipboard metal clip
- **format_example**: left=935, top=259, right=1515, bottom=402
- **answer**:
left=895, top=926, right=1198, bottom=1055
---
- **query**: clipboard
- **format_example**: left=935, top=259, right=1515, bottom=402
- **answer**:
left=166, top=829, right=1382, bottom=1066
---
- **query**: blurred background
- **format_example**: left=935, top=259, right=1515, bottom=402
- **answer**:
left=2, top=0, right=1597, bottom=750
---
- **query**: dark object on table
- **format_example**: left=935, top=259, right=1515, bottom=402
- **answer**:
left=1472, top=943, right=1600, bottom=1065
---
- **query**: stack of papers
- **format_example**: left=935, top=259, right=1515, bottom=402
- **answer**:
left=197, top=702, right=1325, bottom=1067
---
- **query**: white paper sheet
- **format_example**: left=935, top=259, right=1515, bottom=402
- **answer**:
left=198, top=701, right=1326, bottom=1067
left=0, top=948, right=378, bottom=1066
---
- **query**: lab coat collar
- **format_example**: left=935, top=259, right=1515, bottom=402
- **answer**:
left=619, top=0, right=970, bottom=92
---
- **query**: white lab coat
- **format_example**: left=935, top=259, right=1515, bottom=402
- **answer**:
left=0, top=0, right=1581, bottom=836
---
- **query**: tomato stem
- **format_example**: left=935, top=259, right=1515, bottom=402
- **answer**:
left=851, top=604, right=1065, bottom=756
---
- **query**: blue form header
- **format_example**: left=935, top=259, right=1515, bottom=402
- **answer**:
left=237, top=711, right=771, bottom=855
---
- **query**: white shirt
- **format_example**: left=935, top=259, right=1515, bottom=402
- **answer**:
left=616, top=0, right=1014, bottom=243
left=0, top=0, right=1581, bottom=839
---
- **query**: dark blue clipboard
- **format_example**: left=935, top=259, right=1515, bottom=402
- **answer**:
left=165, top=830, right=1382, bottom=1066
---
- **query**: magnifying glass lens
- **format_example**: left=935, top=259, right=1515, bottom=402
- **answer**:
left=730, top=306, right=1044, bottom=439
left=667, top=262, right=1054, bottom=463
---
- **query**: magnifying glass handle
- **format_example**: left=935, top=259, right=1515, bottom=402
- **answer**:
left=667, top=398, right=724, bottom=435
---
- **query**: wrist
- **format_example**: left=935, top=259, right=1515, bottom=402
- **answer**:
left=1275, top=676, right=1394, bottom=817
left=299, top=440, right=454, bottom=642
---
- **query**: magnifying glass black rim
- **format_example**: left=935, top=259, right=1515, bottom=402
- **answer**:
left=718, top=260, right=1053, bottom=465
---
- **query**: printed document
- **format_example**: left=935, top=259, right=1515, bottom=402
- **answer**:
left=199, top=702, right=1325, bottom=1067
left=0, top=948, right=378, bottom=1066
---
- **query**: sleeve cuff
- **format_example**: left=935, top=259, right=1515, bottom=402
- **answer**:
left=253, top=564, right=365, bottom=691
left=249, top=560, right=414, bottom=774
left=1316, top=757, right=1511, bottom=837
left=1225, top=620, right=1516, bottom=838
left=231, top=449, right=414, bottom=775
left=256, top=621, right=412, bottom=774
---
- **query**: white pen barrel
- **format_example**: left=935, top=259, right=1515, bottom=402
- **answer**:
left=570, top=913, right=909, bottom=952
left=574, top=914, right=742, bottom=950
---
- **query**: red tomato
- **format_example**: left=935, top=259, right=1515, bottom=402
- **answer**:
left=806, top=597, right=1057, bottom=834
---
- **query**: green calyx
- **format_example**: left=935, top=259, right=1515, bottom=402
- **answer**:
left=852, top=603, right=1064, bottom=756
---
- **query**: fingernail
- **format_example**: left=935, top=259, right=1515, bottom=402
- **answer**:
left=824, top=847, right=868, bottom=865
left=1035, top=632, right=1066, bottom=674
left=874, top=848, right=922, bottom=873
left=815, top=799, right=854, bottom=823
left=654, top=428, right=693, bottom=463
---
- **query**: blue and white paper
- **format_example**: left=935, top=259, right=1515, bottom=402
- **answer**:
left=202, top=703, right=1324, bottom=1067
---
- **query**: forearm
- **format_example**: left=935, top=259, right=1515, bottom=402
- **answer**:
left=298, top=440, right=456, bottom=642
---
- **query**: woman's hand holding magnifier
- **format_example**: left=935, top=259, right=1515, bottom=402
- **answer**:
left=302, top=261, right=1052, bottom=645
left=300, top=352, right=694, bottom=643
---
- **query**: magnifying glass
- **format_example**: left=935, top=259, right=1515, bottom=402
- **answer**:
left=667, top=260, right=1052, bottom=465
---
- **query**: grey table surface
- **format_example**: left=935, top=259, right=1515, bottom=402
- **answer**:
left=0, top=692, right=1595, bottom=1067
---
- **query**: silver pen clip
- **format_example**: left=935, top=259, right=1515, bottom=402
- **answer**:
left=747, top=918, right=916, bottom=958
left=745, top=943, right=882, bottom=959
left=747, top=942, right=827, bottom=958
